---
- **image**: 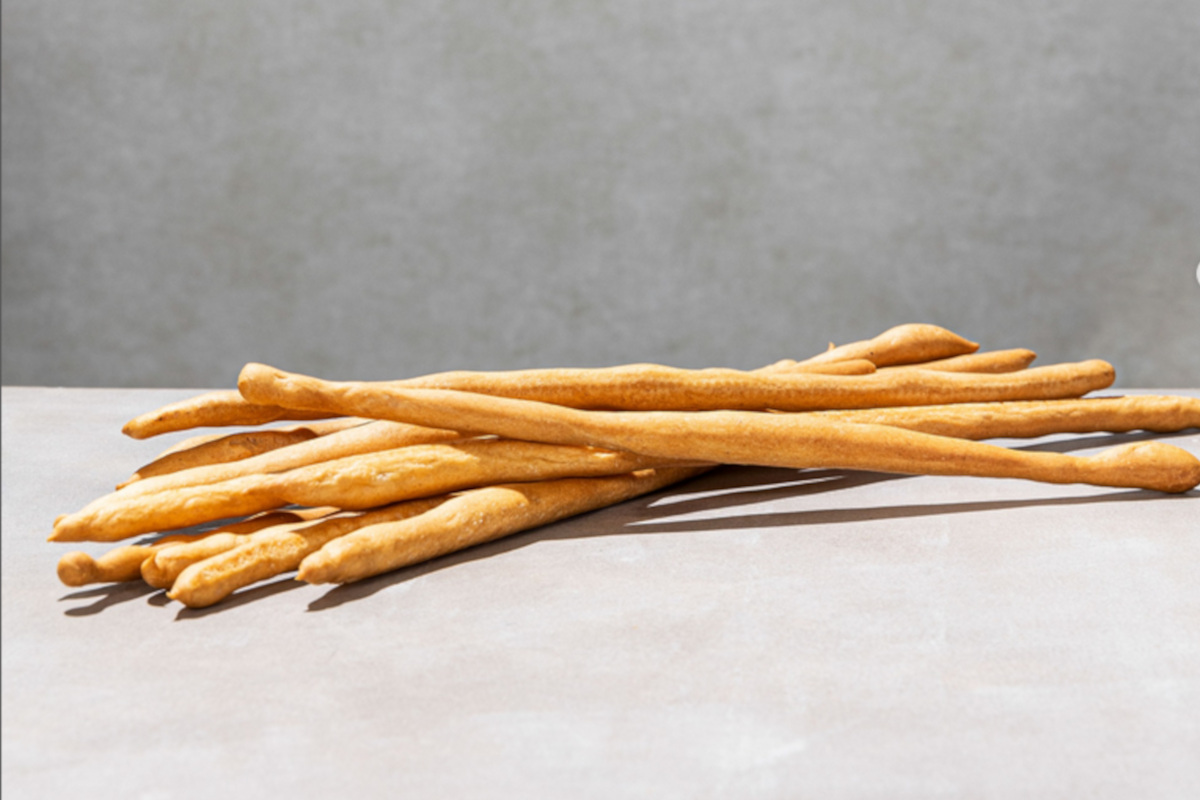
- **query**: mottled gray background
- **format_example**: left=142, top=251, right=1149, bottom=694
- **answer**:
left=3, top=0, right=1198, bottom=388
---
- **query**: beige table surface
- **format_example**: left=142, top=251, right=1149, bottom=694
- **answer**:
left=3, top=387, right=1199, bottom=799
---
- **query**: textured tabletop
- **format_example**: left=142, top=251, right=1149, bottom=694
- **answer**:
left=3, top=387, right=1199, bottom=798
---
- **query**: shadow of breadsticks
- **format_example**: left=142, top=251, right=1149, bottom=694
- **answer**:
left=624, top=488, right=1173, bottom=536
left=60, top=581, right=161, bottom=616
left=172, top=575, right=309, bottom=620
left=305, top=457, right=1194, bottom=613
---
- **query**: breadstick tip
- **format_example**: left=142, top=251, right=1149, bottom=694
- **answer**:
left=295, top=550, right=335, bottom=585
left=893, top=323, right=979, bottom=353
left=48, top=517, right=85, bottom=543
left=1090, top=441, right=1200, bottom=493
left=237, top=362, right=288, bottom=404
left=56, top=552, right=98, bottom=586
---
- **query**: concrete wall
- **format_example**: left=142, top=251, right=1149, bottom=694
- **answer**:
left=4, top=0, right=1198, bottom=388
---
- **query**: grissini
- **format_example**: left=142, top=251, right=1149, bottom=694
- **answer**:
left=118, top=417, right=367, bottom=487
left=756, top=358, right=877, bottom=375
left=118, top=361, right=879, bottom=440
left=141, top=507, right=341, bottom=590
left=121, top=390, right=341, bottom=439
left=804, top=395, right=1200, bottom=439
left=297, top=466, right=710, bottom=586
left=793, top=323, right=979, bottom=368
left=131, top=508, right=337, bottom=589
left=118, top=325, right=975, bottom=439
left=167, top=497, right=450, bottom=607
left=57, top=531, right=214, bottom=587
left=115, top=419, right=463, bottom=498
left=880, top=348, right=1037, bottom=374
left=238, top=365, right=1200, bottom=494
left=237, top=360, right=1116, bottom=413
left=50, top=440, right=684, bottom=543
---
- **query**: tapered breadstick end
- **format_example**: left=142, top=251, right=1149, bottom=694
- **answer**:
left=56, top=552, right=98, bottom=587
left=295, top=561, right=328, bottom=585
left=49, top=517, right=87, bottom=543
left=239, top=363, right=299, bottom=407
left=1087, top=441, right=1200, bottom=494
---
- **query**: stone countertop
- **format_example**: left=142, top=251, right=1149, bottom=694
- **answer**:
left=3, top=386, right=1198, bottom=798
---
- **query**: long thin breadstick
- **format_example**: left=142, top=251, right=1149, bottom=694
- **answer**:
left=50, top=440, right=683, bottom=543
left=794, top=323, right=979, bottom=368
left=116, top=330, right=960, bottom=441
left=238, top=361, right=1115, bottom=413
left=239, top=366, right=1200, bottom=494
left=117, top=418, right=368, bottom=488
left=167, top=497, right=451, bottom=607
left=119, top=359, right=877, bottom=440
left=807, top=396, right=1200, bottom=439
left=141, top=507, right=340, bottom=590
left=121, top=390, right=341, bottom=439
left=298, top=466, right=709, bottom=586
left=115, top=419, right=464, bottom=498
left=881, top=348, right=1037, bottom=374
left=756, top=358, right=876, bottom=375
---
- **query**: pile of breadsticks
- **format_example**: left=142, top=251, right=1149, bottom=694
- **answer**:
left=52, top=324, right=1200, bottom=609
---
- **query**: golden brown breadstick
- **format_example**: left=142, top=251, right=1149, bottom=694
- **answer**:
left=390, top=363, right=914, bottom=409
left=794, top=323, right=979, bottom=368
left=116, top=418, right=369, bottom=488
left=115, top=419, right=463, bottom=498
left=56, top=531, right=213, bottom=587
left=882, top=348, right=1037, bottom=374
left=140, top=508, right=338, bottom=589
left=239, top=367, right=1200, bottom=494
left=121, top=357, right=880, bottom=439
left=50, top=440, right=682, bottom=543
left=240, top=359, right=1115, bottom=414
left=121, top=390, right=340, bottom=439
left=298, top=466, right=709, bottom=586
left=754, top=358, right=876, bottom=375
left=807, top=395, right=1200, bottom=439
left=167, top=497, right=450, bottom=607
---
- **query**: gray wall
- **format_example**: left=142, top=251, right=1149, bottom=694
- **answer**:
left=3, top=0, right=1198, bottom=388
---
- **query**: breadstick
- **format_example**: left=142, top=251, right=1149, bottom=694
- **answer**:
left=806, top=395, right=1200, bottom=439
left=881, top=348, right=1037, bottom=374
left=167, top=497, right=449, bottom=607
left=140, top=508, right=338, bottom=589
left=121, top=390, right=340, bottom=439
left=50, top=440, right=681, bottom=543
left=298, top=466, right=709, bottom=586
left=391, top=363, right=912, bottom=408
left=115, top=419, right=464, bottom=498
left=794, top=323, right=979, bottom=368
left=117, top=418, right=368, bottom=488
left=121, top=359, right=875, bottom=439
left=239, top=368, right=1200, bottom=494
left=240, top=359, right=1115, bottom=414
left=57, top=531, right=212, bottom=587
left=755, top=358, right=876, bottom=375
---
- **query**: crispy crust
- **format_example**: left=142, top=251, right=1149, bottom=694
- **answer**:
left=794, top=323, right=979, bottom=368
left=239, top=366, right=1200, bottom=494
left=239, top=360, right=1115, bottom=413
left=298, top=467, right=709, bottom=585
left=140, top=508, right=338, bottom=589
left=121, top=390, right=340, bottom=439
left=116, top=420, right=463, bottom=498
left=806, top=395, right=1200, bottom=438
left=118, top=418, right=367, bottom=487
left=50, top=440, right=681, bottom=543
left=167, top=497, right=449, bottom=607
left=881, top=348, right=1037, bottom=374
